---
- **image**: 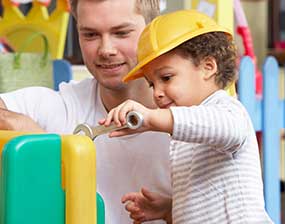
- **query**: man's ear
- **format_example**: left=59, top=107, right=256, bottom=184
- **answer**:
left=200, top=57, right=217, bottom=80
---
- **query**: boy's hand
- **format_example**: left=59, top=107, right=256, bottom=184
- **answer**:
left=99, top=99, right=174, bottom=137
left=121, top=188, right=172, bottom=223
left=99, top=100, right=153, bottom=137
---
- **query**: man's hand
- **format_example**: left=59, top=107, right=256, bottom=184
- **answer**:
left=121, top=187, right=172, bottom=224
left=0, top=98, right=44, bottom=132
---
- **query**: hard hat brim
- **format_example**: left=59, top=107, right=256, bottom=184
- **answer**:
left=123, top=27, right=232, bottom=83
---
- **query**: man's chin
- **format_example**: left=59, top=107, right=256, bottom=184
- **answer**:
left=101, top=80, right=128, bottom=91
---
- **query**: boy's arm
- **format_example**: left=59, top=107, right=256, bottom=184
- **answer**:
left=149, top=109, right=173, bottom=134
left=0, top=98, right=44, bottom=132
left=170, top=103, right=248, bottom=153
left=102, top=99, right=174, bottom=136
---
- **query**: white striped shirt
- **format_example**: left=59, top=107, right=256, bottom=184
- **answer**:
left=169, top=90, right=273, bottom=224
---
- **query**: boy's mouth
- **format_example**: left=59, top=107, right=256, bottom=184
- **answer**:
left=159, top=102, right=174, bottom=109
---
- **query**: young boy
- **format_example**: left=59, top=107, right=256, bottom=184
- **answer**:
left=101, top=10, right=273, bottom=223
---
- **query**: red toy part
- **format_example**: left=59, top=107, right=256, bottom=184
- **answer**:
left=237, top=26, right=262, bottom=96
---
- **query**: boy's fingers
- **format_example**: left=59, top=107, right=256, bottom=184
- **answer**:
left=141, top=187, right=156, bottom=202
left=119, top=105, right=133, bottom=124
left=121, top=193, right=137, bottom=203
left=130, top=212, right=145, bottom=222
left=125, top=201, right=140, bottom=213
left=109, top=131, right=125, bottom=138
left=112, top=108, right=120, bottom=126
left=109, top=129, right=136, bottom=138
left=118, top=107, right=128, bottom=124
left=98, top=118, right=105, bottom=125
left=105, top=109, right=115, bottom=126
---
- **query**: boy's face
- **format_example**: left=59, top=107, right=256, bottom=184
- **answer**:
left=143, top=51, right=218, bottom=108
left=77, top=0, right=146, bottom=90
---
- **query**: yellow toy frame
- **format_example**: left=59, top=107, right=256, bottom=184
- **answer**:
left=0, top=0, right=70, bottom=59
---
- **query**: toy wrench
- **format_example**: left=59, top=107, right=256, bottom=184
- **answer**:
left=73, top=111, right=144, bottom=140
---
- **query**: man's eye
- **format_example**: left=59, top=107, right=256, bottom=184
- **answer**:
left=115, top=30, right=132, bottom=37
left=148, top=82, right=154, bottom=88
left=81, top=32, right=98, bottom=39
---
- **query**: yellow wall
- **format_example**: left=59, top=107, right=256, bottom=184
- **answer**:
left=163, top=0, right=268, bottom=67
left=239, top=0, right=268, bottom=68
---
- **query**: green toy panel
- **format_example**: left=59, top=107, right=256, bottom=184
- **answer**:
left=0, top=134, right=65, bottom=224
left=96, top=192, right=105, bottom=224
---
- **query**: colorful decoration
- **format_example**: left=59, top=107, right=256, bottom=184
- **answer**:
left=0, top=0, right=70, bottom=59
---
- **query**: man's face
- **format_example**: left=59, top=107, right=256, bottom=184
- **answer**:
left=77, top=0, right=146, bottom=90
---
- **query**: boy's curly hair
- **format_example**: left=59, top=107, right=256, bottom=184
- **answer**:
left=175, top=32, right=237, bottom=89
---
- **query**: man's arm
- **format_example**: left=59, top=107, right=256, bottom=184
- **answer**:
left=0, top=98, right=45, bottom=132
left=0, top=97, right=7, bottom=109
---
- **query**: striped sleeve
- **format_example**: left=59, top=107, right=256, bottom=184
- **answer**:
left=170, top=99, right=249, bottom=154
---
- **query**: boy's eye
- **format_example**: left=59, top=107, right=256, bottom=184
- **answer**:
left=161, top=75, right=172, bottom=82
left=148, top=82, right=154, bottom=88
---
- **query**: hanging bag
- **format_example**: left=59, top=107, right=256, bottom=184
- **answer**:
left=0, top=32, right=53, bottom=93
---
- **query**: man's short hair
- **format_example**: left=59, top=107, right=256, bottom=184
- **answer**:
left=70, top=0, right=160, bottom=24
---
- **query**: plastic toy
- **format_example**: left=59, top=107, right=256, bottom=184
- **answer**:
left=234, top=0, right=262, bottom=97
left=0, top=0, right=70, bottom=59
left=0, top=131, right=105, bottom=224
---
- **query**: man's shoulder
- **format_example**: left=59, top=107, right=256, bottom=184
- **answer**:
left=59, top=77, right=97, bottom=91
left=58, top=78, right=98, bottom=98
left=56, top=78, right=101, bottom=112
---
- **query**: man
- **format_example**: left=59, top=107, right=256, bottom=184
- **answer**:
left=0, top=0, right=171, bottom=223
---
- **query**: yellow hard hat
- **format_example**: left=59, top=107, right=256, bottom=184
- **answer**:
left=123, top=9, right=232, bottom=82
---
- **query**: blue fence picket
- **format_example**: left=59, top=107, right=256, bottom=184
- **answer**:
left=238, top=56, right=261, bottom=131
left=238, top=56, right=282, bottom=224
left=262, top=56, right=281, bottom=224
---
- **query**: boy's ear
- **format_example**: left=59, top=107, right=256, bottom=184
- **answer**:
left=200, top=57, right=217, bottom=80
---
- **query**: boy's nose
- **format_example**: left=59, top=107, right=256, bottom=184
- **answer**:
left=98, top=36, right=117, bottom=58
left=153, top=87, right=164, bottom=99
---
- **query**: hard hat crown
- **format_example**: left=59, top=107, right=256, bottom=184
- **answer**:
left=123, top=10, right=232, bottom=82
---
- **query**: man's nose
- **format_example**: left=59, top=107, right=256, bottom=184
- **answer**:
left=98, top=36, right=117, bottom=58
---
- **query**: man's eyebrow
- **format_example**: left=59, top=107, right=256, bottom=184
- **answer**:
left=110, top=22, right=136, bottom=31
left=78, top=26, right=96, bottom=32
left=78, top=22, right=135, bottom=32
